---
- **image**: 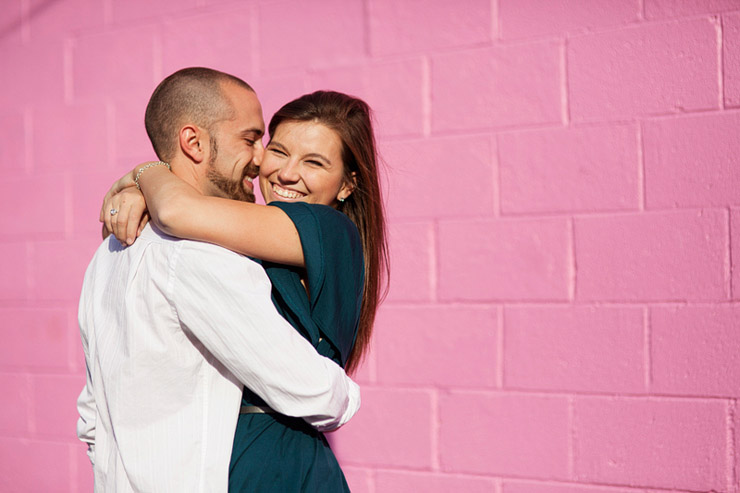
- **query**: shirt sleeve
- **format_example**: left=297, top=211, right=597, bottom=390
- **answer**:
left=168, top=240, right=359, bottom=431
left=267, top=202, right=364, bottom=366
left=76, top=312, right=96, bottom=465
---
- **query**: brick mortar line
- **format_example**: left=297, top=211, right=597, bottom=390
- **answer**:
left=250, top=4, right=260, bottom=77
left=430, top=220, right=439, bottom=303
left=568, top=217, right=576, bottom=301
left=491, top=0, right=499, bottom=41
left=567, top=396, right=575, bottom=479
left=643, top=307, right=652, bottom=392
left=367, top=469, right=376, bottom=493
left=423, top=106, right=740, bottom=138
left=5, top=300, right=734, bottom=311
left=69, top=443, right=79, bottom=493
left=493, top=133, right=502, bottom=216
left=421, top=56, right=431, bottom=137
left=429, top=205, right=736, bottom=221
left=496, top=307, right=504, bottom=389
left=20, top=0, right=30, bottom=44
left=22, top=108, right=32, bottom=174
left=727, top=399, right=737, bottom=492
left=0, top=370, right=82, bottom=377
left=492, top=10, right=740, bottom=46
left=63, top=38, right=74, bottom=105
left=637, top=121, right=645, bottom=210
left=329, top=464, right=714, bottom=493
left=357, top=384, right=740, bottom=402
left=430, top=389, right=440, bottom=471
left=728, top=208, right=734, bottom=300
left=294, top=300, right=740, bottom=308
left=105, top=100, right=115, bottom=167
left=337, top=463, right=710, bottom=493
left=718, top=15, right=726, bottom=109
left=559, top=38, right=570, bottom=125
left=152, top=30, right=162, bottom=84
left=102, top=0, right=112, bottom=25
left=361, top=0, right=371, bottom=58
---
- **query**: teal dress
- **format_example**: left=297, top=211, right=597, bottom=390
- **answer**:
left=228, top=201, right=364, bottom=492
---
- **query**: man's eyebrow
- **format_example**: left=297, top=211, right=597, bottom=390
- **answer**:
left=241, top=128, right=264, bottom=138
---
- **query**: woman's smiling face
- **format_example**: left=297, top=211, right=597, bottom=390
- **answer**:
left=259, top=120, right=354, bottom=206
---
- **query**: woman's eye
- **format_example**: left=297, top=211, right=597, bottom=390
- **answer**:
left=306, top=160, right=323, bottom=167
left=269, top=148, right=286, bottom=156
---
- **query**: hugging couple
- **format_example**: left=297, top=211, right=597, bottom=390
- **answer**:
left=77, top=67, right=388, bottom=492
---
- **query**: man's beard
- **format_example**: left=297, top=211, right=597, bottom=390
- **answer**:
left=206, top=137, right=255, bottom=203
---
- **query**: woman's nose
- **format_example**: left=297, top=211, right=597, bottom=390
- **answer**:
left=277, top=159, right=300, bottom=182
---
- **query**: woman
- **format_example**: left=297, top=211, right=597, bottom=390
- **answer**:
left=103, top=91, right=388, bottom=491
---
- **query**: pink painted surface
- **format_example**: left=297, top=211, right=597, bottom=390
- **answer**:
left=498, top=123, right=639, bottom=213
left=575, top=210, right=728, bottom=301
left=499, top=0, right=641, bottom=39
left=643, top=112, right=740, bottom=208
left=568, top=18, right=719, bottom=120
left=651, top=305, right=740, bottom=397
left=504, top=306, right=646, bottom=393
left=1, top=0, right=738, bottom=491
left=725, top=12, right=740, bottom=107
left=573, top=398, right=727, bottom=490
left=439, top=391, right=569, bottom=478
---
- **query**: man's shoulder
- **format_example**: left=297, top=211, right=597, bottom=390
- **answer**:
left=141, top=225, right=259, bottom=276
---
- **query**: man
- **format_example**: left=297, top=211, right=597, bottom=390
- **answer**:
left=76, top=67, right=359, bottom=492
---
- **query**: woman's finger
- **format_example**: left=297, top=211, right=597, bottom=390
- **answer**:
left=124, top=198, right=146, bottom=245
left=111, top=200, right=126, bottom=244
left=104, top=201, right=116, bottom=239
left=137, top=212, right=150, bottom=237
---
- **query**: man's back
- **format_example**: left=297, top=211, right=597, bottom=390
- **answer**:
left=78, top=225, right=244, bottom=492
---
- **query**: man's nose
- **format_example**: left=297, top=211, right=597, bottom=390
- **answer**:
left=253, top=140, right=265, bottom=166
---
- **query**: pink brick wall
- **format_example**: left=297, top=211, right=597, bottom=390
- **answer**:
left=1, top=1, right=738, bottom=491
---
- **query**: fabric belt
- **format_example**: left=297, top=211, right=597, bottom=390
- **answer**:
left=239, top=405, right=276, bottom=414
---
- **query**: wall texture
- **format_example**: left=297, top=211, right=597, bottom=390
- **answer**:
left=1, top=0, right=739, bottom=491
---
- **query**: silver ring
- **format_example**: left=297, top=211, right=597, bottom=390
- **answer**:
left=110, top=208, right=118, bottom=216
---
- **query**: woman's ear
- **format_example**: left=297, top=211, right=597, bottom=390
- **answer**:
left=179, top=125, right=206, bottom=163
left=338, top=171, right=358, bottom=202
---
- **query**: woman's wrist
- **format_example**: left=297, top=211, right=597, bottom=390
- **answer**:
left=134, top=161, right=171, bottom=190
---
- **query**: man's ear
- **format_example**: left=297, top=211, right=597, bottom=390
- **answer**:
left=179, top=125, right=207, bottom=163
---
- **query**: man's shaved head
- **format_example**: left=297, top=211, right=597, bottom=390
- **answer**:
left=144, top=67, right=254, bottom=161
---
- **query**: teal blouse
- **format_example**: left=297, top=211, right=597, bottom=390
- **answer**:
left=228, top=201, right=364, bottom=492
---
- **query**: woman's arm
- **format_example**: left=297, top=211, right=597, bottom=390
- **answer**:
left=137, top=164, right=305, bottom=267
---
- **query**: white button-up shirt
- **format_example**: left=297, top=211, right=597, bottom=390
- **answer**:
left=76, top=225, right=359, bottom=492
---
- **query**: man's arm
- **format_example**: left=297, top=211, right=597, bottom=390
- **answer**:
left=169, top=241, right=359, bottom=431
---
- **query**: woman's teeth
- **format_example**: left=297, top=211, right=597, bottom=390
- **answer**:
left=273, top=184, right=304, bottom=199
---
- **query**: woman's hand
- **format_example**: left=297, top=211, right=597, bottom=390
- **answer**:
left=102, top=187, right=149, bottom=246
left=99, top=168, right=137, bottom=222
left=100, top=167, right=149, bottom=245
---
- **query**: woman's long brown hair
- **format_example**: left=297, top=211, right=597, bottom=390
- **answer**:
left=268, top=91, right=389, bottom=375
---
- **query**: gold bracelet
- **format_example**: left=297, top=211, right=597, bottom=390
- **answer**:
left=134, top=161, right=171, bottom=190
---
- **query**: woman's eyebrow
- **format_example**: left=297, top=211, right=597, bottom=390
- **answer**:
left=303, top=152, right=331, bottom=164
left=268, top=141, right=287, bottom=150
left=268, top=142, right=331, bottom=165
